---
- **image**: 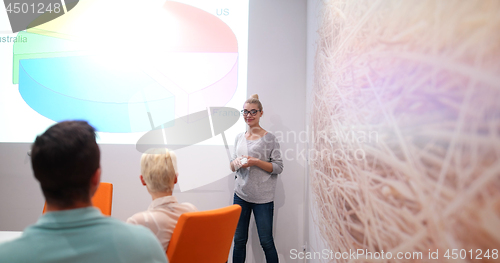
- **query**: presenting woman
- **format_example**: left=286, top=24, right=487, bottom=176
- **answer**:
left=230, top=94, right=284, bottom=263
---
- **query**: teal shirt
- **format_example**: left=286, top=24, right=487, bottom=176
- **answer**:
left=0, top=207, right=169, bottom=263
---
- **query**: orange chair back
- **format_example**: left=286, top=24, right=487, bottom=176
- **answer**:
left=166, top=204, right=242, bottom=263
left=42, top=182, right=113, bottom=216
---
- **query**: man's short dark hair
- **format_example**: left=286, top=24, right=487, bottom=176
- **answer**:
left=31, top=121, right=100, bottom=208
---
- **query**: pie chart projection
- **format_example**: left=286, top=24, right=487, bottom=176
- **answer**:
left=12, top=0, right=239, bottom=133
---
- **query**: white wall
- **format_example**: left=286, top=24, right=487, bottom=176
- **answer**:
left=0, top=1, right=308, bottom=262
left=247, top=0, right=307, bottom=262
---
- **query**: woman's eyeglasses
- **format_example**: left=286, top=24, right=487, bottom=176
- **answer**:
left=241, top=109, right=261, bottom=116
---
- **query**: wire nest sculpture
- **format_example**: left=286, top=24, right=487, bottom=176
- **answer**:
left=310, top=0, right=500, bottom=262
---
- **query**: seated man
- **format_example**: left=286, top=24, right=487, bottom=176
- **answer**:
left=0, top=121, right=168, bottom=263
left=127, top=148, right=197, bottom=250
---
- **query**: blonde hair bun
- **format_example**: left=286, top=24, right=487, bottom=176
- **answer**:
left=245, top=94, right=263, bottom=110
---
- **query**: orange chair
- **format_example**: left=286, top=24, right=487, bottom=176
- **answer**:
left=166, top=204, right=242, bottom=263
left=43, top=182, right=113, bottom=216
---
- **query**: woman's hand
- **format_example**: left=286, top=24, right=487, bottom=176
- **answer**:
left=230, top=157, right=244, bottom=171
left=233, top=156, right=274, bottom=173
left=241, top=155, right=274, bottom=173
left=240, top=156, right=259, bottom=168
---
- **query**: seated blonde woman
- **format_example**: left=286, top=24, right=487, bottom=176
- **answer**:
left=127, top=148, right=197, bottom=251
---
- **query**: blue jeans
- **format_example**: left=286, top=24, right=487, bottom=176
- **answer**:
left=233, top=194, right=278, bottom=263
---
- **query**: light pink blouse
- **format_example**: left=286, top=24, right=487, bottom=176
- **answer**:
left=126, top=196, right=197, bottom=250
